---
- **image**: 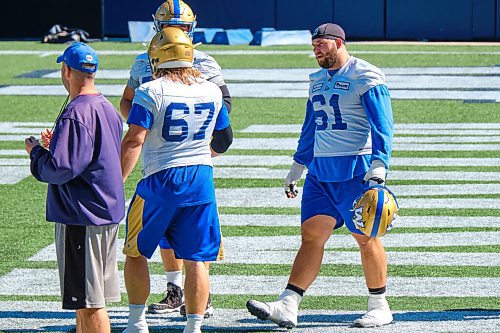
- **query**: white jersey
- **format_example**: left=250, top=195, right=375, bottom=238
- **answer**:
left=132, top=78, right=226, bottom=178
left=128, top=50, right=225, bottom=89
left=308, top=56, right=385, bottom=157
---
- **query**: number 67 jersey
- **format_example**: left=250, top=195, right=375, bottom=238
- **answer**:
left=128, top=77, right=230, bottom=178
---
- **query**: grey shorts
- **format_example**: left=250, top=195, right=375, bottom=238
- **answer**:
left=55, top=223, right=121, bottom=310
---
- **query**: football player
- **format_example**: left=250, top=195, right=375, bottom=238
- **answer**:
left=120, top=0, right=231, bottom=318
left=246, top=23, right=395, bottom=328
left=121, top=27, right=232, bottom=333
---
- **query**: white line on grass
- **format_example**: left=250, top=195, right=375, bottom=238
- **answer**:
left=218, top=214, right=500, bottom=228
left=29, top=231, right=500, bottom=263
left=214, top=187, right=500, bottom=208
left=41, top=67, right=500, bottom=82
left=0, top=166, right=31, bottom=184
left=223, top=251, right=499, bottom=267
left=213, top=155, right=500, bottom=167
left=213, top=167, right=500, bottom=181
left=241, top=124, right=500, bottom=133
left=1, top=269, right=498, bottom=297
left=229, top=138, right=500, bottom=151
left=2, top=85, right=500, bottom=101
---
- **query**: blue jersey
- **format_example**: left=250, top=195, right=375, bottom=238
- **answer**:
left=294, top=56, right=394, bottom=182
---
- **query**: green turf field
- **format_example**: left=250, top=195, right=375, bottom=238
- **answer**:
left=0, top=41, right=499, bottom=332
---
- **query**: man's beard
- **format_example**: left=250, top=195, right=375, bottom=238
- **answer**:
left=317, top=49, right=338, bottom=69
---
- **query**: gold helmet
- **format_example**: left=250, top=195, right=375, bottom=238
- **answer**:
left=153, top=0, right=197, bottom=35
left=352, top=185, right=399, bottom=237
left=148, top=27, right=194, bottom=72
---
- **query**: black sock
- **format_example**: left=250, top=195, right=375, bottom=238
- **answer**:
left=368, top=286, right=386, bottom=295
left=286, top=283, right=305, bottom=297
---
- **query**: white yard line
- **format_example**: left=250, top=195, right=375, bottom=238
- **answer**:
left=213, top=167, right=500, bottom=181
left=215, top=188, right=500, bottom=208
left=229, top=138, right=500, bottom=151
left=1, top=84, right=500, bottom=101
left=242, top=124, right=500, bottom=133
left=219, top=214, right=500, bottom=228
left=1, top=269, right=498, bottom=297
left=29, top=231, right=500, bottom=263
left=214, top=155, right=500, bottom=167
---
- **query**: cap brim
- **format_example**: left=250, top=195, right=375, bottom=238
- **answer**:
left=56, top=55, right=64, bottom=63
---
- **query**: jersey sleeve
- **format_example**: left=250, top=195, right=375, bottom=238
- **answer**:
left=127, top=86, right=157, bottom=129
left=293, top=100, right=316, bottom=167
left=361, top=84, right=394, bottom=169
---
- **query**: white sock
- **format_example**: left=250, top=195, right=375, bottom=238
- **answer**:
left=278, top=288, right=302, bottom=305
left=127, top=304, right=148, bottom=330
left=166, top=270, right=183, bottom=288
left=368, top=292, right=389, bottom=311
left=183, top=314, right=203, bottom=333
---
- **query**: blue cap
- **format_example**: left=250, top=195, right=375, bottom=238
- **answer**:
left=56, top=42, right=98, bottom=73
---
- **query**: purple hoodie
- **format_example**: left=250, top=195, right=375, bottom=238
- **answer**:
left=30, top=94, right=125, bottom=226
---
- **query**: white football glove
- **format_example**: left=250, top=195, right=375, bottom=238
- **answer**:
left=363, top=160, right=387, bottom=187
left=284, top=161, right=305, bottom=198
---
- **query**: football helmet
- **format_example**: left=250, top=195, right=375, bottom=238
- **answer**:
left=352, top=185, right=399, bottom=238
left=153, top=0, right=197, bottom=35
left=148, top=27, right=194, bottom=72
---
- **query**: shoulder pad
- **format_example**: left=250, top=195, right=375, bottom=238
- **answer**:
left=309, top=68, right=328, bottom=82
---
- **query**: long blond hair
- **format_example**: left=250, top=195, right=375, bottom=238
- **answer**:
left=153, top=67, right=201, bottom=85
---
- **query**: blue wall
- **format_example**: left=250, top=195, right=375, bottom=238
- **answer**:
left=95, top=0, right=498, bottom=41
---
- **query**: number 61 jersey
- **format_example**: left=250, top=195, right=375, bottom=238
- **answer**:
left=308, top=56, right=388, bottom=158
left=128, top=77, right=230, bottom=178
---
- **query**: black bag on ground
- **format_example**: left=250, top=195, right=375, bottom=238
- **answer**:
left=41, top=24, right=91, bottom=43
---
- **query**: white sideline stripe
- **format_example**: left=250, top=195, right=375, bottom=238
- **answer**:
left=0, top=166, right=31, bottom=184
left=230, top=138, right=500, bottom=151
left=0, top=269, right=498, bottom=297
left=214, top=155, right=500, bottom=167
left=242, top=124, right=500, bottom=133
left=396, top=129, right=500, bottom=135
left=215, top=188, right=500, bottom=208
left=219, top=214, right=500, bottom=228
left=391, top=157, right=500, bottom=167
left=0, top=150, right=29, bottom=156
left=42, top=68, right=500, bottom=86
left=0, top=158, right=30, bottom=166
left=28, top=232, right=500, bottom=263
left=8, top=164, right=500, bottom=184
left=224, top=251, right=499, bottom=267
left=1, top=303, right=498, bottom=333
left=0, top=122, right=53, bottom=134
left=2, top=84, right=500, bottom=101
left=213, top=167, right=500, bottom=181
left=217, top=183, right=500, bottom=199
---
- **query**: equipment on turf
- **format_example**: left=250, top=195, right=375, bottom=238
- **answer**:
left=352, top=185, right=399, bottom=237
left=148, top=27, right=194, bottom=72
left=153, top=0, right=197, bottom=35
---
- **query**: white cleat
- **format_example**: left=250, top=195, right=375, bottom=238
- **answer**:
left=353, top=294, right=393, bottom=328
left=246, top=298, right=298, bottom=329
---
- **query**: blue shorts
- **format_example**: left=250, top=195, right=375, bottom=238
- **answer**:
left=301, top=172, right=365, bottom=235
left=123, top=193, right=221, bottom=261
